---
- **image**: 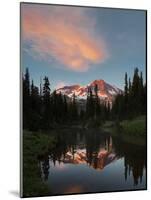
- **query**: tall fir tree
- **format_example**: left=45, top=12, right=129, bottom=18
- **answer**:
left=124, top=72, right=128, bottom=118
left=86, top=86, right=94, bottom=119
left=139, top=71, right=144, bottom=113
left=128, top=78, right=132, bottom=94
left=71, top=93, right=78, bottom=121
left=94, top=84, right=100, bottom=119
left=131, top=68, right=141, bottom=116
left=23, top=68, right=31, bottom=129
left=29, top=80, right=41, bottom=130
left=42, top=76, right=51, bottom=129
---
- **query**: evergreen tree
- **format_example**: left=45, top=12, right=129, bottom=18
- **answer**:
left=42, top=76, right=51, bottom=129
left=124, top=73, right=128, bottom=97
left=24, top=68, right=30, bottom=95
left=112, top=67, right=146, bottom=120
left=127, top=77, right=132, bottom=118
left=29, top=80, right=41, bottom=130
left=124, top=72, right=128, bottom=118
left=23, top=68, right=31, bottom=129
left=131, top=68, right=141, bottom=116
left=71, top=93, right=78, bottom=121
left=139, top=71, right=144, bottom=113
left=63, top=95, right=68, bottom=122
left=128, top=78, right=132, bottom=94
left=51, top=90, right=57, bottom=122
left=94, top=84, right=100, bottom=119
left=112, top=94, right=124, bottom=121
left=57, top=92, right=64, bottom=122
left=86, top=86, right=94, bottom=119
left=142, top=83, right=146, bottom=114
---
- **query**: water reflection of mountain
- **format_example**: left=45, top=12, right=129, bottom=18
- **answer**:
left=48, top=131, right=118, bottom=170
left=39, top=129, right=146, bottom=186
left=61, top=136, right=118, bottom=171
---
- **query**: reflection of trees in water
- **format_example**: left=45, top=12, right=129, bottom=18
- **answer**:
left=113, top=137, right=146, bottom=186
left=38, top=154, right=50, bottom=181
left=85, top=130, right=112, bottom=168
left=50, top=129, right=109, bottom=167
left=39, top=130, right=114, bottom=170
left=49, top=130, right=78, bottom=165
left=38, top=130, right=146, bottom=186
left=85, top=130, right=100, bottom=166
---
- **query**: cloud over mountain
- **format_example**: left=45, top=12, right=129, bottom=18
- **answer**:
left=22, top=4, right=107, bottom=72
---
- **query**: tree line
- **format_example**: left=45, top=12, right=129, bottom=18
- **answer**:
left=23, top=68, right=78, bottom=130
left=23, top=67, right=146, bottom=131
left=112, top=67, right=146, bottom=120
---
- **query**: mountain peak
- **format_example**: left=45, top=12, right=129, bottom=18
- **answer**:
left=56, top=79, right=122, bottom=102
left=90, top=79, right=106, bottom=90
left=92, top=79, right=105, bottom=83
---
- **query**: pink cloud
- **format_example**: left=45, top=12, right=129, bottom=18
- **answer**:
left=22, top=4, right=107, bottom=72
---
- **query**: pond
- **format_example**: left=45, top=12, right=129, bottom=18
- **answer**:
left=38, top=128, right=146, bottom=195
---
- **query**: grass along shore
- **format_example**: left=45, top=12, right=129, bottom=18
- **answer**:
left=22, top=131, right=55, bottom=197
left=120, top=116, right=146, bottom=137
left=102, top=116, right=146, bottom=145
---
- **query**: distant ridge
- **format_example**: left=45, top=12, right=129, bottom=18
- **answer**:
left=56, top=79, right=122, bottom=103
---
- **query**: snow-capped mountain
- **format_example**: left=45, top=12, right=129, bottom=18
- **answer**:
left=56, top=80, right=122, bottom=102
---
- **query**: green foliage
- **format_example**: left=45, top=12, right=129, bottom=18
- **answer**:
left=120, top=116, right=146, bottom=137
left=22, top=131, right=55, bottom=197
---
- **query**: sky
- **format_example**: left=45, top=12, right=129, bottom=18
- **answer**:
left=21, top=3, right=146, bottom=90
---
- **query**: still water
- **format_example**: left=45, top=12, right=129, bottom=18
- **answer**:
left=39, top=129, right=146, bottom=195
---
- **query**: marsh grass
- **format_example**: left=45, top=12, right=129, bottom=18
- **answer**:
left=101, top=116, right=146, bottom=146
left=120, top=116, right=146, bottom=137
left=22, top=131, right=55, bottom=197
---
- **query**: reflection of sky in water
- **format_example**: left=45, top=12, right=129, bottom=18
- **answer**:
left=46, top=158, right=145, bottom=194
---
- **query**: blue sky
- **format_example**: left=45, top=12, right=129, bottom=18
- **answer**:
left=21, top=4, right=146, bottom=90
